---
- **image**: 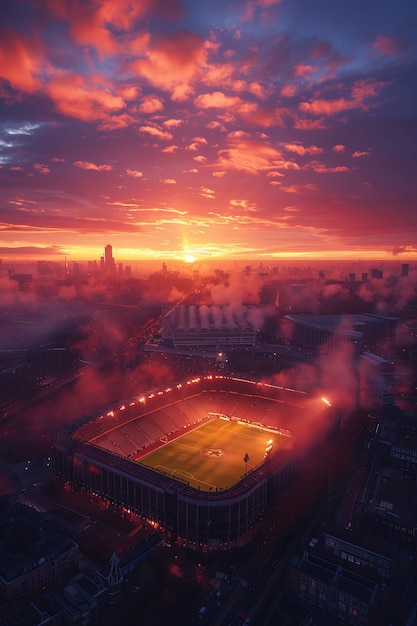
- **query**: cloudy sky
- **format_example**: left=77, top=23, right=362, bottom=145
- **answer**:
left=0, top=0, right=416, bottom=264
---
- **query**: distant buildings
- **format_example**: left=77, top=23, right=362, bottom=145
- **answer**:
left=0, top=505, right=78, bottom=600
left=37, top=260, right=64, bottom=280
left=281, top=313, right=398, bottom=358
left=7, top=269, right=33, bottom=291
left=357, top=406, right=417, bottom=545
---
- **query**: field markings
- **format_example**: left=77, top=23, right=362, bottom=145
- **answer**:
left=141, top=417, right=283, bottom=490
left=155, top=464, right=174, bottom=474
left=172, top=468, right=193, bottom=480
left=175, top=441, right=200, bottom=451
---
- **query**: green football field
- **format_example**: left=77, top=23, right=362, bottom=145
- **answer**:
left=137, top=418, right=283, bottom=491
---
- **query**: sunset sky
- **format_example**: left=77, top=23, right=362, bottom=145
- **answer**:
left=0, top=0, right=416, bottom=264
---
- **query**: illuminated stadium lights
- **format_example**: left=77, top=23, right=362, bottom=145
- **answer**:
left=54, top=376, right=339, bottom=552
left=264, top=439, right=274, bottom=459
left=119, top=405, right=126, bottom=411
left=322, top=396, right=332, bottom=407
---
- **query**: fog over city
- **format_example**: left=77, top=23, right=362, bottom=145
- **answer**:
left=0, top=254, right=416, bottom=625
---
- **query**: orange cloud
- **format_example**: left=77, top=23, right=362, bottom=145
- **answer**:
left=241, top=106, right=288, bottom=128
left=373, top=35, right=401, bottom=56
left=162, top=145, right=178, bottom=153
left=293, top=117, right=327, bottom=129
left=333, top=144, right=346, bottom=153
left=284, top=143, right=323, bottom=156
left=0, top=27, right=44, bottom=93
left=202, top=62, right=239, bottom=88
left=215, top=131, right=298, bottom=174
left=294, top=64, right=313, bottom=77
left=73, top=161, right=112, bottom=171
left=206, top=120, right=227, bottom=131
left=310, top=162, right=350, bottom=174
left=129, top=30, right=207, bottom=100
left=281, top=184, right=302, bottom=193
left=138, top=125, right=173, bottom=140
left=352, top=150, right=371, bottom=158
left=33, top=163, right=50, bottom=174
left=199, top=186, right=215, bottom=198
left=195, top=91, right=244, bottom=109
left=241, top=0, right=283, bottom=22
left=138, top=95, right=164, bottom=113
left=44, top=0, right=164, bottom=56
left=163, top=119, right=183, bottom=128
left=300, top=79, right=387, bottom=117
left=281, top=84, right=298, bottom=97
left=229, top=199, right=256, bottom=211
left=186, top=136, right=208, bottom=151
left=351, top=79, right=385, bottom=102
left=47, top=72, right=126, bottom=124
left=299, top=97, right=353, bottom=116
left=126, top=169, right=143, bottom=178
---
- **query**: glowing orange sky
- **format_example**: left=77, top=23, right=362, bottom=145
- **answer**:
left=0, top=0, right=416, bottom=263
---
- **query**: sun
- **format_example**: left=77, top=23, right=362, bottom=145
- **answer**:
left=183, top=254, right=196, bottom=263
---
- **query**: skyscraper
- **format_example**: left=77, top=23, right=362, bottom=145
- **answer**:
left=104, top=244, right=115, bottom=273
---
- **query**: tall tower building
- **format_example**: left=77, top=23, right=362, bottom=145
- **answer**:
left=402, top=263, right=409, bottom=278
left=104, top=244, right=115, bottom=273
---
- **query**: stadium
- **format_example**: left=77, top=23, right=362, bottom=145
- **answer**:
left=54, top=376, right=335, bottom=551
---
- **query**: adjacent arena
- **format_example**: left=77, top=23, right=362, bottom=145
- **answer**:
left=54, top=376, right=334, bottom=551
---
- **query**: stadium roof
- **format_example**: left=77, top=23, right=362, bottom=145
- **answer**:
left=284, top=313, right=397, bottom=337
left=163, top=304, right=256, bottom=333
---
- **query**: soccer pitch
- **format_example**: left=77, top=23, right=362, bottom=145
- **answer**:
left=137, top=418, right=283, bottom=491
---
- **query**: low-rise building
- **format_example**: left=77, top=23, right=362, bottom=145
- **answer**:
left=0, top=504, right=79, bottom=600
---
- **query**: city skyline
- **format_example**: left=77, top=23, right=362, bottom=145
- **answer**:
left=0, top=0, right=416, bottom=264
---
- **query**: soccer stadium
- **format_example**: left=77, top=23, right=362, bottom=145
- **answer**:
left=54, top=376, right=335, bottom=551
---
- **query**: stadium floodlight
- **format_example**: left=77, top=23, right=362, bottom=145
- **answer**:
left=321, top=396, right=331, bottom=407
